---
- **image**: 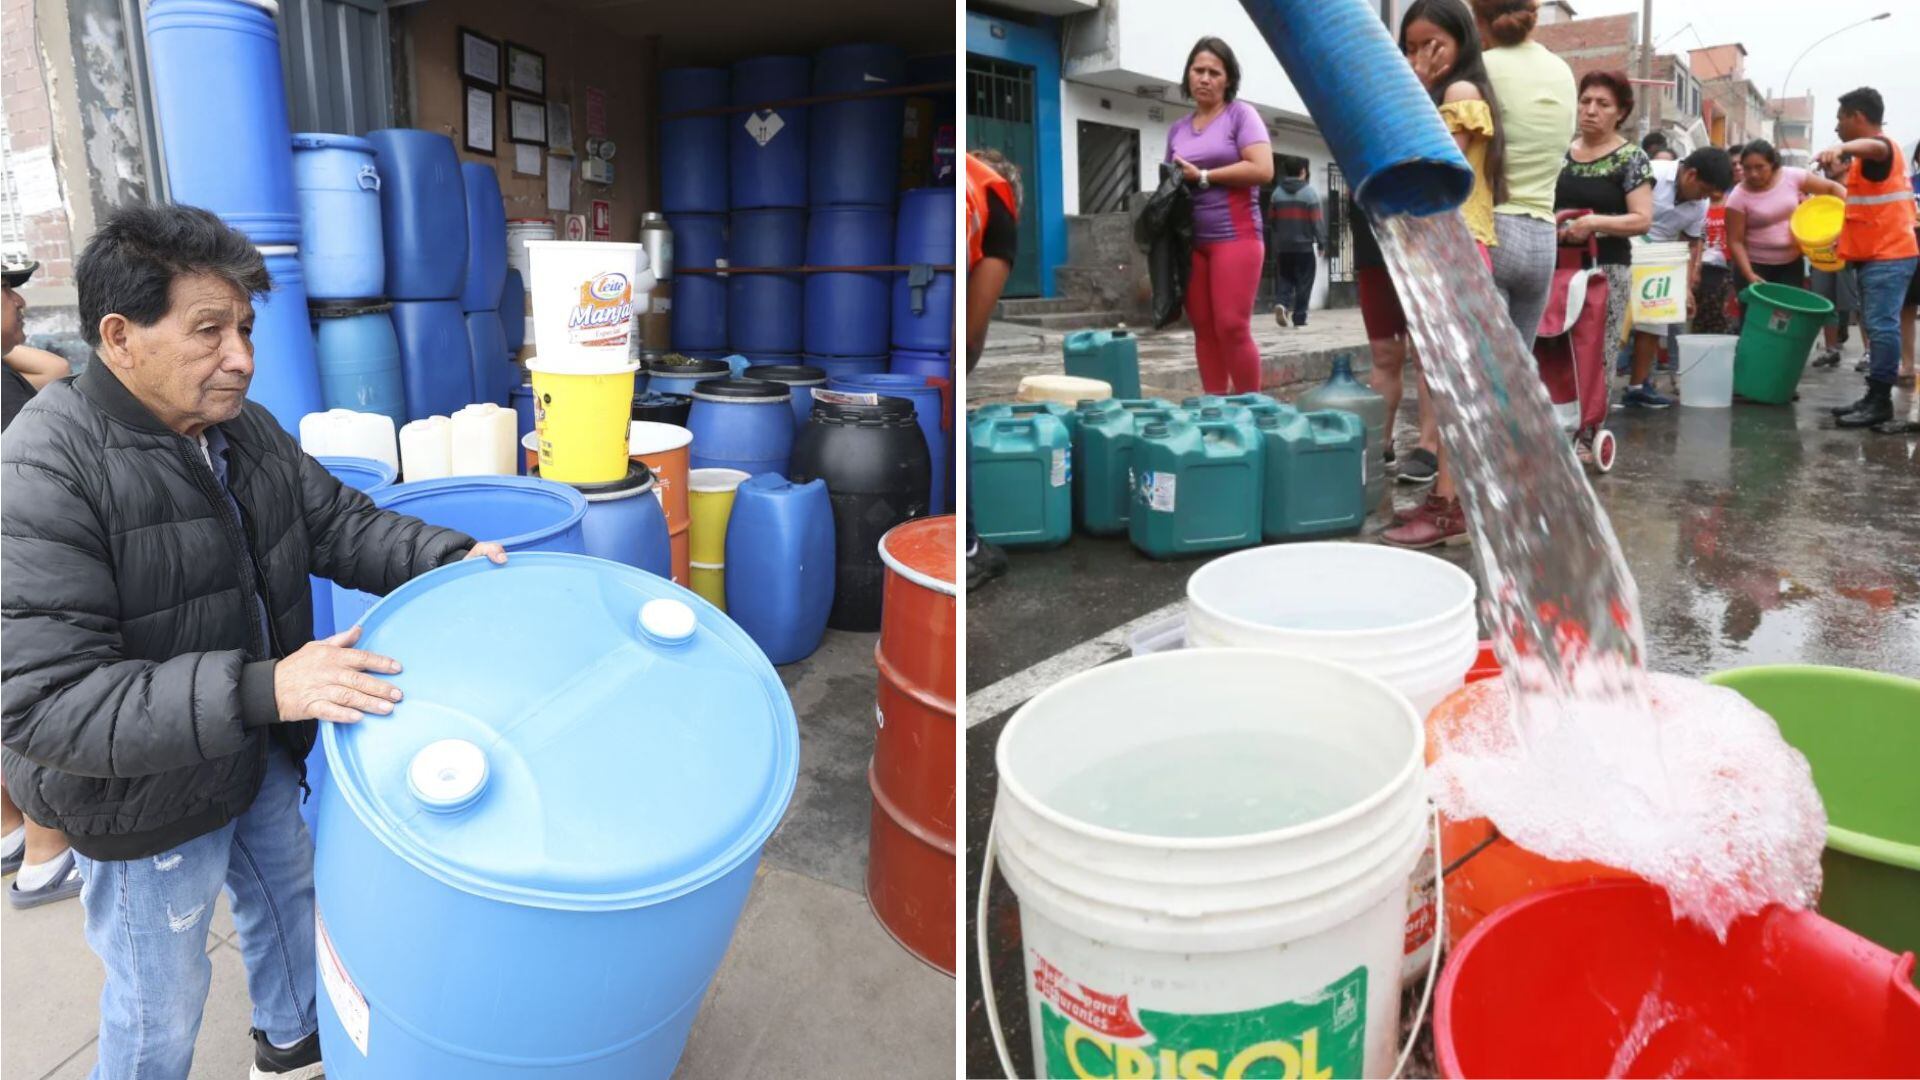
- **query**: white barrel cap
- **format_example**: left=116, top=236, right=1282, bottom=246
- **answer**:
left=639, top=598, right=696, bottom=646
left=408, top=738, right=489, bottom=811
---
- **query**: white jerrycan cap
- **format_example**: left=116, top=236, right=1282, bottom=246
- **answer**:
left=408, top=738, right=489, bottom=811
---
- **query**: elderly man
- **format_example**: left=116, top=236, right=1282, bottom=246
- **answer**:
left=2, top=205, right=506, bottom=1080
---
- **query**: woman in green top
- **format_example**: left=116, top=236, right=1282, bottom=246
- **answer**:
left=1472, top=0, right=1576, bottom=348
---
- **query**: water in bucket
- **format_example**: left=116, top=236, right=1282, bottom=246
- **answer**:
left=1374, top=211, right=1825, bottom=936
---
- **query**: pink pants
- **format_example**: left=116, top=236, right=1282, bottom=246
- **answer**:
left=1187, top=237, right=1265, bottom=393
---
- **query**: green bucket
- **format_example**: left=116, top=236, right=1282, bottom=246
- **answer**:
left=1706, top=664, right=1920, bottom=958
left=1733, top=283, right=1834, bottom=405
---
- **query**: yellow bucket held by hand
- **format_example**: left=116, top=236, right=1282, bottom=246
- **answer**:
left=1792, top=195, right=1847, bottom=271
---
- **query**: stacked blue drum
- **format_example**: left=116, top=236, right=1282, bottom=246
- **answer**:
left=687, top=378, right=794, bottom=476
left=460, top=164, right=509, bottom=406
left=810, top=44, right=906, bottom=208
left=313, top=555, right=797, bottom=1078
left=729, top=209, right=805, bottom=354
left=730, top=56, right=809, bottom=210
left=311, top=302, right=406, bottom=424
left=662, top=68, right=729, bottom=214
left=804, top=208, right=893, bottom=367
left=892, top=187, right=955, bottom=359
left=292, top=134, right=384, bottom=298
left=251, top=247, right=326, bottom=430
left=366, top=130, right=472, bottom=421
left=668, top=212, right=727, bottom=352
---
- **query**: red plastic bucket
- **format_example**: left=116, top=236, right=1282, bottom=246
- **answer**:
left=1435, top=880, right=1920, bottom=1078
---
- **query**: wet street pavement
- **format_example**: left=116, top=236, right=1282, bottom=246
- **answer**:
left=963, top=350, right=1920, bottom=1077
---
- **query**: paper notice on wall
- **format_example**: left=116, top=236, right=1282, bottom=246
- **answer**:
left=515, top=144, right=541, bottom=176
left=547, top=157, right=572, bottom=212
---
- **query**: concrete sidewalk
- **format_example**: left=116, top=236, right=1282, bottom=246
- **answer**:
left=969, top=307, right=1371, bottom=406
left=2, top=628, right=954, bottom=1080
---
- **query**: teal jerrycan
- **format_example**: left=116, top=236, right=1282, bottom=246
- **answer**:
left=1187, top=403, right=1265, bottom=447
left=1257, top=409, right=1368, bottom=540
left=974, top=399, right=1081, bottom=441
left=1063, top=328, right=1142, bottom=400
left=1075, top=401, right=1182, bottom=536
left=969, top=409, right=1072, bottom=549
left=1295, top=354, right=1388, bottom=512
left=1129, top=417, right=1263, bottom=558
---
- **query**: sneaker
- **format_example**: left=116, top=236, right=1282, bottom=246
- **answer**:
left=1272, top=304, right=1291, bottom=329
left=965, top=535, right=1008, bottom=591
left=250, top=1029, right=323, bottom=1080
left=1382, top=496, right=1470, bottom=549
left=6, top=848, right=82, bottom=909
left=1396, top=447, right=1439, bottom=485
left=1811, top=348, right=1842, bottom=369
left=1383, top=446, right=1397, bottom=473
left=1623, top=382, right=1674, bottom=409
left=1854, top=358, right=1871, bottom=373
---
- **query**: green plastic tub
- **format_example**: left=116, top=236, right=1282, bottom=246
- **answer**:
left=1706, top=664, right=1920, bottom=959
left=1732, top=283, right=1834, bottom=405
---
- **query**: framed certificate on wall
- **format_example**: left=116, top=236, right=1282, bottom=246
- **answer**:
left=508, top=97, right=547, bottom=145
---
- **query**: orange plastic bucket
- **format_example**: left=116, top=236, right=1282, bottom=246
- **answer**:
left=1427, top=677, right=1638, bottom=948
left=868, top=515, right=957, bottom=974
left=629, top=421, right=692, bottom=586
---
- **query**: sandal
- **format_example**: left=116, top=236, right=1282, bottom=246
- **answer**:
left=7, top=848, right=82, bottom=909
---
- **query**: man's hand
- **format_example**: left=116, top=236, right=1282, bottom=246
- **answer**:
left=463, top=542, right=508, bottom=565
left=274, top=625, right=403, bottom=724
left=1814, top=145, right=1846, bottom=176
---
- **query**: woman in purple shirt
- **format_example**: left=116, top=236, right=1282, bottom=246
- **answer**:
left=1166, top=37, right=1275, bottom=392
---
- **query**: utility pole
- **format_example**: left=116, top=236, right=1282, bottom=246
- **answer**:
left=1639, top=0, right=1655, bottom=139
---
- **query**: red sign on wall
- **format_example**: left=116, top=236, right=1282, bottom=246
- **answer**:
left=585, top=87, right=607, bottom=139
left=591, top=200, right=612, bottom=240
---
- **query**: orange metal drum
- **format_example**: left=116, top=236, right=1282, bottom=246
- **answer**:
left=868, top=515, right=957, bottom=974
left=628, top=422, right=693, bottom=585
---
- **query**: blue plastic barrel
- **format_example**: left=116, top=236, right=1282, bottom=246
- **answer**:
left=829, top=373, right=951, bottom=514
left=891, top=349, right=952, bottom=379
left=660, top=68, right=730, bottom=214
left=314, top=554, right=796, bottom=1078
left=459, top=164, right=508, bottom=313
left=804, top=207, right=892, bottom=356
left=687, top=378, right=794, bottom=476
left=892, top=187, right=956, bottom=351
left=311, top=301, right=406, bottom=425
left=743, top=364, right=826, bottom=430
left=729, top=209, right=804, bottom=354
left=250, top=246, right=325, bottom=433
left=807, top=354, right=890, bottom=382
left=390, top=300, right=474, bottom=421
left=725, top=474, right=834, bottom=664
left=465, top=310, right=510, bottom=407
left=365, top=130, right=468, bottom=300
left=646, top=357, right=733, bottom=399
left=667, top=213, right=727, bottom=351
left=330, top=475, right=587, bottom=631
left=291, top=134, right=383, bottom=298
left=810, top=44, right=906, bottom=208
left=509, top=382, right=536, bottom=474
left=730, top=56, right=810, bottom=209
left=735, top=352, right=800, bottom=368
left=146, top=0, right=299, bottom=243
left=500, top=268, right=527, bottom=353
left=1238, top=0, right=1471, bottom=216
left=304, top=454, right=396, bottom=839
left=564, top=463, right=672, bottom=579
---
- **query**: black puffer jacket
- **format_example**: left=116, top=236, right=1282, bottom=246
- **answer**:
left=2, top=363, right=474, bottom=860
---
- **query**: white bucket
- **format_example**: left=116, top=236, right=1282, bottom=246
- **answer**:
left=992, top=649, right=1426, bottom=1079
left=1674, top=333, right=1737, bottom=409
left=299, top=408, right=398, bottom=473
left=525, top=240, right=653, bottom=364
left=1628, top=241, right=1691, bottom=326
left=507, top=219, right=556, bottom=344
left=1184, top=542, right=1475, bottom=985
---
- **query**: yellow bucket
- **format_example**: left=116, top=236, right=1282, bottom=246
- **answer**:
left=1792, top=196, right=1846, bottom=269
left=526, top=357, right=639, bottom=484
left=687, top=468, right=749, bottom=609
left=690, top=564, right=727, bottom=610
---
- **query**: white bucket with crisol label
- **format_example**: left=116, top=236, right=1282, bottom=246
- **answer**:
left=988, top=649, right=1428, bottom=1079
left=525, top=240, right=653, bottom=364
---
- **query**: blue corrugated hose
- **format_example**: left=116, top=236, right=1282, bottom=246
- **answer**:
left=1238, top=0, right=1473, bottom=217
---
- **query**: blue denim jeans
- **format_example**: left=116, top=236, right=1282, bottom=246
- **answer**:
left=1857, top=256, right=1919, bottom=385
left=73, top=745, right=317, bottom=1080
